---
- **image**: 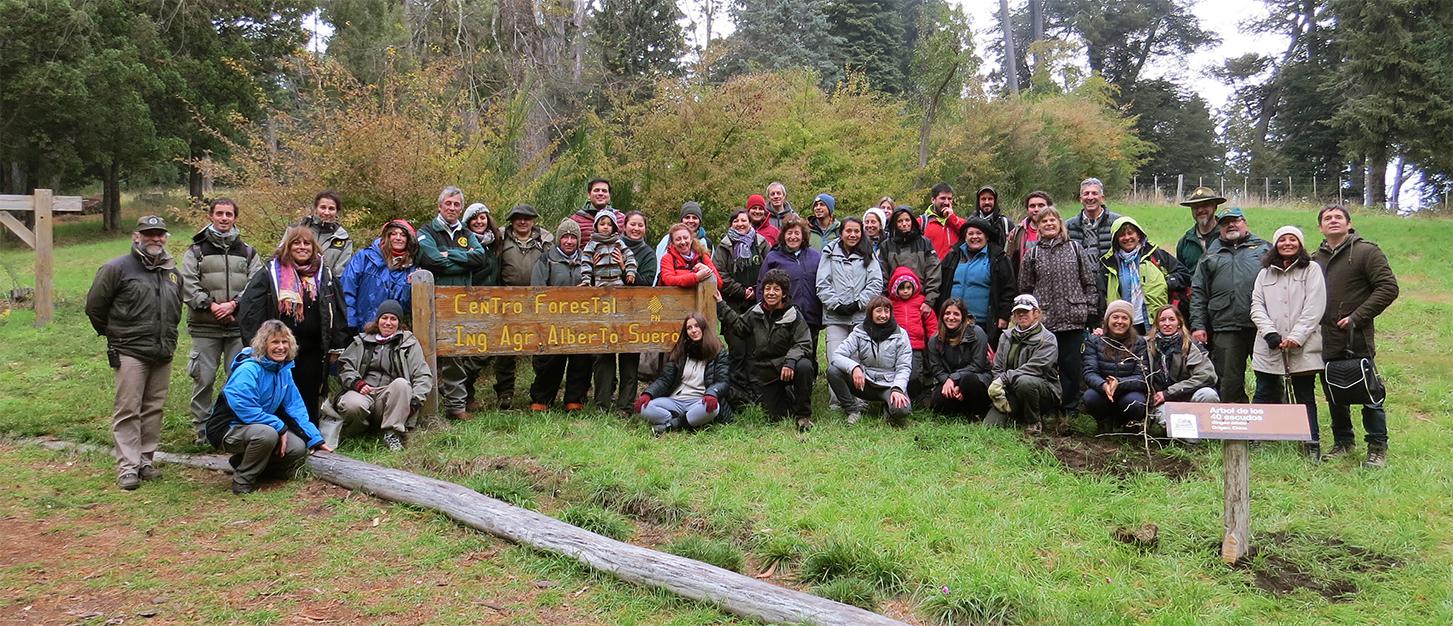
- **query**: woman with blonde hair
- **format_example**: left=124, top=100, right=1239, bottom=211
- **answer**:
left=208, top=320, right=332, bottom=494
left=239, top=226, right=349, bottom=421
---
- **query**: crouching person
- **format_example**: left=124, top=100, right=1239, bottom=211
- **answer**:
left=984, top=295, right=1061, bottom=430
left=1082, top=300, right=1152, bottom=433
left=334, top=300, right=433, bottom=450
left=1147, top=304, right=1218, bottom=418
left=716, top=269, right=816, bottom=432
left=634, top=313, right=731, bottom=435
left=828, top=296, right=915, bottom=427
left=925, top=299, right=993, bottom=419
left=209, top=320, right=332, bottom=495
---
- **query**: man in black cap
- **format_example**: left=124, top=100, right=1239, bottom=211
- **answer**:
left=85, top=216, right=183, bottom=490
left=1175, top=186, right=1229, bottom=273
left=1189, top=207, right=1269, bottom=404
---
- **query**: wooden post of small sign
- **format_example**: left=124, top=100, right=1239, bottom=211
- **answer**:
left=33, top=189, right=54, bottom=327
left=411, top=269, right=438, bottom=420
left=1221, top=440, right=1251, bottom=563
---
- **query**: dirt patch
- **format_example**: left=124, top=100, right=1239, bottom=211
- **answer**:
left=1030, top=432, right=1197, bottom=480
left=1227, top=531, right=1400, bottom=602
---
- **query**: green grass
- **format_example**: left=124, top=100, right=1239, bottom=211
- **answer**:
left=3, top=201, right=1452, bottom=624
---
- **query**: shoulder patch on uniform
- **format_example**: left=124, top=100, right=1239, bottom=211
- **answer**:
left=456, top=236, right=468, bottom=247
left=333, top=239, right=347, bottom=248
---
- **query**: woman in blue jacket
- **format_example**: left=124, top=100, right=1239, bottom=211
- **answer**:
left=212, top=319, right=332, bottom=494
left=341, top=219, right=418, bottom=332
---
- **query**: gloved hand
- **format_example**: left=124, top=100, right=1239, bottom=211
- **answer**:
left=634, top=394, right=651, bottom=414
left=987, top=377, right=1012, bottom=414
left=702, top=395, right=718, bottom=413
left=832, top=302, right=860, bottom=316
left=1264, top=332, right=1283, bottom=350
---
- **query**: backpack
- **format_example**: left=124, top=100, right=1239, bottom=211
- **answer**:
left=204, top=393, right=238, bottom=449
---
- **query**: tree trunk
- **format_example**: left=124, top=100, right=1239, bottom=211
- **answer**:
left=999, top=0, right=1019, bottom=94
left=1029, top=0, right=1043, bottom=75
left=1366, top=152, right=1387, bottom=207
left=918, top=61, right=960, bottom=170
left=103, top=159, right=122, bottom=232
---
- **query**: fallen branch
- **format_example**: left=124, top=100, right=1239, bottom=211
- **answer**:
left=32, top=439, right=908, bottom=626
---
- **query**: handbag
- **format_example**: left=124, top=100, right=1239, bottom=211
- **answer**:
left=1321, top=321, right=1385, bottom=406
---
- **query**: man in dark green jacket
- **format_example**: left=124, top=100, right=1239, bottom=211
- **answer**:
left=1313, top=206, right=1399, bottom=467
left=1189, top=207, right=1269, bottom=404
left=416, top=186, right=492, bottom=420
left=1175, top=186, right=1228, bottom=274
left=85, top=216, right=183, bottom=490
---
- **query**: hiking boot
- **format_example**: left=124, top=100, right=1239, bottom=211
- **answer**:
left=845, top=412, right=862, bottom=425
left=117, top=472, right=140, bottom=491
left=1363, top=445, right=1387, bottom=469
left=1026, top=422, right=1043, bottom=435
left=529, top=403, right=549, bottom=412
left=465, top=400, right=481, bottom=412
left=382, top=431, right=405, bottom=451
left=448, top=409, right=473, bottom=421
left=651, top=422, right=672, bottom=437
left=564, top=402, right=585, bottom=412
left=796, top=416, right=814, bottom=433
left=1304, top=442, right=1321, bottom=464
left=138, top=465, right=161, bottom=481
left=231, top=481, right=255, bottom=495
left=497, top=395, right=514, bottom=411
left=1325, top=442, right=1354, bottom=458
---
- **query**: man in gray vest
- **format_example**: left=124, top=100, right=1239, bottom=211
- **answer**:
left=1064, top=177, right=1122, bottom=300
left=180, top=198, right=261, bottom=443
left=86, top=216, right=183, bottom=490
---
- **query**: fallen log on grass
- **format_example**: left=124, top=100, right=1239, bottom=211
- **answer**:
left=34, top=440, right=908, bottom=626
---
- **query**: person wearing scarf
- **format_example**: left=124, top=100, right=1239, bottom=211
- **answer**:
left=713, top=209, right=770, bottom=314
left=529, top=219, right=593, bottom=411
left=1146, top=304, right=1219, bottom=419
left=1101, top=216, right=1189, bottom=333
left=237, top=226, right=349, bottom=423
left=1082, top=300, right=1151, bottom=434
left=925, top=298, right=993, bottom=418
left=828, top=295, right=915, bottom=426
left=1250, top=224, right=1326, bottom=461
left=984, top=295, right=1061, bottom=430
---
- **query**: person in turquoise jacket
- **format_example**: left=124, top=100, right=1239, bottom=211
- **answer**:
left=213, top=319, right=331, bottom=495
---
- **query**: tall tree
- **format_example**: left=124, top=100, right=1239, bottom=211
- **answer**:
left=592, top=0, right=686, bottom=91
left=1122, top=79, right=1221, bottom=178
left=714, top=0, right=844, bottom=89
left=824, top=0, right=907, bottom=93
left=907, top=0, right=976, bottom=168
left=999, top=0, right=1019, bottom=94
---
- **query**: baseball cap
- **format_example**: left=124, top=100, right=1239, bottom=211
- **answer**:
left=134, top=215, right=169, bottom=233
left=1011, top=294, right=1039, bottom=313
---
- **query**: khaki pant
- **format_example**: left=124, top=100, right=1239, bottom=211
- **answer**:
left=223, top=423, right=308, bottom=487
left=336, top=378, right=413, bottom=434
left=187, top=335, right=244, bottom=430
left=112, top=354, right=170, bottom=475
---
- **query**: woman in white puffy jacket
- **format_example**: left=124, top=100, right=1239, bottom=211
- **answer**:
left=1250, top=225, right=1326, bottom=460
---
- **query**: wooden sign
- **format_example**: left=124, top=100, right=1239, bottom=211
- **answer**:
left=1163, top=402, right=1313, bottom=441
left=432, top=285, right=707, bottom=356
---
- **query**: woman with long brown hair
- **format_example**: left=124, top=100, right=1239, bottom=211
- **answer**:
left=634, top=313, right=731, bottom=435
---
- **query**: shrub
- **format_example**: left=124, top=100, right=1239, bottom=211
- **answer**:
left=800, top=538, right=910, bottom=593
left=814, top=576, right=880, bottom=610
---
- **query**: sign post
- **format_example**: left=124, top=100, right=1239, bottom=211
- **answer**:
left=411, top=279, right=717, bottom=418
left=1164, top=402, right=1313, bottom=563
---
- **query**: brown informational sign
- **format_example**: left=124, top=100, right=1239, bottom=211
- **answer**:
left=433, top=286, right=705, bottom=356
left=1164, top=402, right=1313, bottom=441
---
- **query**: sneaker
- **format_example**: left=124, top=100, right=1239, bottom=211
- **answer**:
left=382, top=431, right=405, bottom=451
left=845, top=412, right=862, bottom=425
left=1304, top=443, right=1321, bottom=464
left=231, top=481, right=256, bottom=495
left=796, top=416, right=814, bottom=433
left=651, top=422, right=673, bottom=437
left=1363, top=446, right=1387, bottom=469
left=564, top=402, right=585, bottom=411
left=529, top=403, right=549, bottom=412
left=1325, top=442, right=1354, bottom=458
left=138, top=465, right=161, bottom=481
left=117, top=472, right=140, bottom=491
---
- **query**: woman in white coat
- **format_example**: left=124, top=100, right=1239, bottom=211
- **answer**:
left=1250, top=225, right=1326, bottom=460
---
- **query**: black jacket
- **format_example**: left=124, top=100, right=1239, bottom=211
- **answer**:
left=643, top=349, right=733, bottom=420
left=237, top=262, right=350, bottom=355
left=85, top=246, right=183, bottom=364
left=938, top=242, right=1017, bottom=325
left=925, top=325, right=993, bottom=390
left=1082, top=334, right=1149, bottom=394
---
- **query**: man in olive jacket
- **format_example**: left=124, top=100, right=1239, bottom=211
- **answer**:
left=85, top=216, right=183, bottom=490
left=1313, top=206, right=1399, bottom=467
left=1189, top=208, right=1269, bottom=404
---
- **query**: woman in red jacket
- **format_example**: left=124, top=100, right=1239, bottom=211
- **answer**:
left=659, top=223, right=723, bottom=289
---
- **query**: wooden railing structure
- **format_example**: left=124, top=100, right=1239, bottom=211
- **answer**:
left=0, top=190, right=85, bottom=326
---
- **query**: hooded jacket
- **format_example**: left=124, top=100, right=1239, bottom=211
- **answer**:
left=712, top=230, right=771, bottom=312
left=180, top=226, right=260, bottom=337
left=831, top=321, right=915, bottom=392
left=300, top=215, right=353, bottom=279
left=879, top=207, right=943, bottom=307
left=338, top=329, right=433, bottom=405
left=1312, top=231, right=1399, bottom=357
left=1251, top=227, right=1325, bottom=375
left=417, top=215, right=493, bottom=287
left=888, top=266, right=938, bottom=350
left=581, top=224, right=637, bottom=287
left=969, top=186, right=1012, bottom=250
left=757, top=241, right=823, bottom=327
left=716, top=300, right=813, bottom=384
left=86, top=245, right=183, bottom=364
left=925, top=324, right=993, bottom=391
left=767, top=200, right=798, bottom=230
left=816, top=238, right=884, bottom=326
left=920, top=202, right=967, bottom=261
left=498, top=226, right=553, bottom=287
left=1190, top=232, right=1270, bottom=333
left=341, top=238, right=415, bottom=331
left=221, top=348, right=325, bottom=449
left=1100, top=216, right=1190, bottom=322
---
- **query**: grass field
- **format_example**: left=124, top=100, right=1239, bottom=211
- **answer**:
left=1, top=196, right=1450, bottom=625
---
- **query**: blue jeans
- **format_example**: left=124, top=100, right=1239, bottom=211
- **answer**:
left=640, top=395, right=719, bottom=428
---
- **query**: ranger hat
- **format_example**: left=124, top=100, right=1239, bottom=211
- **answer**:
left=1180, top=186, right=1227, bottom=207
left=134, top=215, right=169, bottom=233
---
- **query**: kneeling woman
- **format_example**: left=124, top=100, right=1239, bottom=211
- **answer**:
left=334, top=300, right=433, bottom=450
left=1082, top=300, right=1152, bottom=433
left=211, top=320, right=332, bottom=495
left=925, top=298, right=993, bottom=419
left=984, top=295, right=1061, bottom=429
left=828, top=295, right=915, bottom=426
left=634, top=313, right=731, bottom=435
left=1147, top=304, right=1219, bottom=411
left=717, top=268, right=815, bottom=431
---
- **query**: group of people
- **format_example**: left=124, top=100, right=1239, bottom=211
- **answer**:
left=85, top=177, right=1400, bottom=494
